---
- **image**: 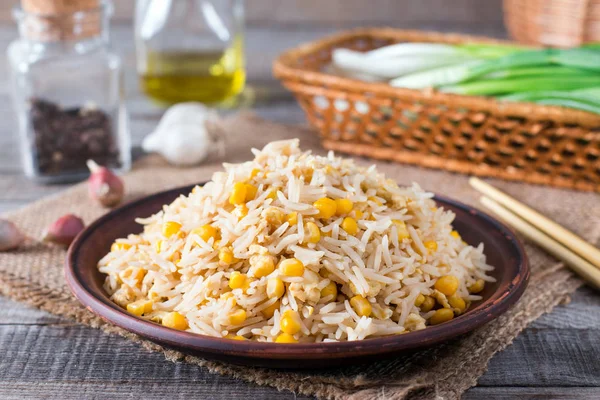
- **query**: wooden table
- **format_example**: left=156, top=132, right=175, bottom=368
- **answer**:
left=1, top=20, right=600, bottom=400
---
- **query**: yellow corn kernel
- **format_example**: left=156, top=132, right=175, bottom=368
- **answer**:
left=162, top=221, right=182, bottom=238
left=244, top=183, right=258, bottom=201
left=266, top=190, right=278, bottom=200
left=414, top=294, right=425, bottom=307
left=119, top=267, right=146, bottom=283
left=265, top=207, right=285, bottom=226
left=229, top=182, right=248, bottom=205
left=305, top=221, right=321, bottom=243
left=429, top=308, right=455, bottom=325
left=303, top=168, right=314, bottom=182
left=424, top=241, right=438, bottom=253
left=434, top=275, right=459, bottom=296
left=126, top=299, right=153, bottom=316
left=169, top=251, right=181, bottom=263
left=234, top=204, right=249, bottom=219
left=368, top=196, right=383, bottom=206
left=450, top=230, right=461, bottom=239
left=275, top=333, right=298, bottom=343
left=354, top=210, right=364, bottom=219
left=162, top=312, right=189, bottom=330
left=320, top=281, right=338, bottom=299
left=286, top=212, right=298, bottom=225
left=192, top=224, right=219, bottom=244
left=221, top=292, right=237, bottom=306
left=448, top=295, right=467, bottom=313
left=350, top=295, right=372, bottom=317
left=279, top=258, right=305, bottom=277
left=229, top=309, right=247, bottom=325
left=261, top=299, right=280, bottom=318
left=154, top=240, right=163, bottom=253
left=393, top=220, right=410, bottom=240
left=335, top=199, right=353, bottom=215
left=111, top=242, right=132, bottom=252
left=219, top=247, right=236, bottom=265
left=226, top=334, right=247, bottom=341
left=267, top=278, right=285, bottom=299
left=313, top=197, right=337, bottom=219
left=250, top=168, right=260, bottom=179
left=252, top=256, right=275, bottom=278
left=341, top=217, right=358, bottom=235
left=319, top=269, right=332, bottom=279
left=241, top=278, right=254, bottom=293
left=229, top=271, right=247, bottom=290
left=468, top=279, right=485, bottom=294
left=420, top=296, right=436, bottom=312
left=280, top=310, right=301, bottom=335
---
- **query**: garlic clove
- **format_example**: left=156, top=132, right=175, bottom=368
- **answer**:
left=142, top=102, right=223, bottom=166
left=43, top=214, right=85, bottom=247
left=87, top=160, right=124, bottom=207
left=0, top=219, right=26, bottom=251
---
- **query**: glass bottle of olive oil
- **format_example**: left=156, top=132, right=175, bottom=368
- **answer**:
left=135, top=0, right=245, bottom=105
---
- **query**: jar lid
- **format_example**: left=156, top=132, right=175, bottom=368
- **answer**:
left=18, top=0, right=104, bottom=42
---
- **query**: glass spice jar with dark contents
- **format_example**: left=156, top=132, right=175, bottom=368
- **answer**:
left=8, top=0, right=130, bottom=183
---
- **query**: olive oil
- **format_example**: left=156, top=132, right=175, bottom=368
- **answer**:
left=140, top=42, right=245, bottom=104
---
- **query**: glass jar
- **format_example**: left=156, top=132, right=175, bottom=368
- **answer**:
left=135, top=0, right=245, bottom=105
left=8, top=0, right=130, bottom=184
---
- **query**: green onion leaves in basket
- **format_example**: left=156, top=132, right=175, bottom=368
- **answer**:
left=332, top=42, right=600, bottom=114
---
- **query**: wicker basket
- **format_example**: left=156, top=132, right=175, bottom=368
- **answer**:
left=504, top=0, right=600, bottom=47
left=273, top=28, right=600, bottom=192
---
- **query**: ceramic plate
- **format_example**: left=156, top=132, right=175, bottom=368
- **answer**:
left=66, top=184, right=529, bottom=368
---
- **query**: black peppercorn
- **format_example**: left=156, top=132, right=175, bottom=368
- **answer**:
left=27, top=98, right=121, bottom=177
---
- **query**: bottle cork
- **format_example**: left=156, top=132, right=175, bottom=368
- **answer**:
left=21, top=0, right=100, bottom=15
left=19, top=0, right=102, bottom=42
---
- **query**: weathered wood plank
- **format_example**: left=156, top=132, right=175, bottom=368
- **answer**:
left=0, top=324, right=309, bottom=399
left=1, top=322, right=600, bottom=389
left=0, top=0, right=505, bottom=26
left=0, top=297, right=66, bottom=325
left=0, top=383, right=310, bottom=400
left=464, top=387, right=600, bottom=399
left=477, top=328, right=600, bottom=387
left=530, top=286, right=600, bottom=330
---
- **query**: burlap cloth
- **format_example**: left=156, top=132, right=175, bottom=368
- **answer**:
left=1, top=114, right=599, bottom=399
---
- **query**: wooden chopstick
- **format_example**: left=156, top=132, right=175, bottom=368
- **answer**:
left=480, top=196, right=600, bottom=290
left=469, top=177, right=600, bottom=271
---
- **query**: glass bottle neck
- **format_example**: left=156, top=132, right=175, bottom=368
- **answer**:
left=13, top=1, right=113, bottom=55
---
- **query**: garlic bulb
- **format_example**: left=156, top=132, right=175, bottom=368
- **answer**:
left=0, top=219, right=25, bottom=251
left=142, top=102, right=224, bottom=166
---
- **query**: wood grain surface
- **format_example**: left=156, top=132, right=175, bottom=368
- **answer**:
left=0, top=7, right=599, bottom=399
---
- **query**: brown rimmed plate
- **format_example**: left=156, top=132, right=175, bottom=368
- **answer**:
left=66, top=184, right=529, bottom=369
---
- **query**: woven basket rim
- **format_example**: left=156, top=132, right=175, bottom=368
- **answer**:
left=273, top=27, right=600, bottom=127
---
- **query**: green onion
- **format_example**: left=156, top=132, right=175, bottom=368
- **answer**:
left=485, top=66, right=596, bottom=80
left=390, top=60, right=485, bottom=89
left=365, top=42, right=523, bottom=61
left=499, top=90, right=600, bottom=102
left=571, top=88, right=600, bottom=100
left=441, top=76, right=600, bottom=96
left=551, top=48, right=600, bottom=71
left=457, top=43, right=526, bottom=59
left=365, top=43, right=467, bottom=59
left=332, top=48, right=476, bottom=79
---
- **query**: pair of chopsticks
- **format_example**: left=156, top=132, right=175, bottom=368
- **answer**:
left=469, top=177, right=600, bottom=289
